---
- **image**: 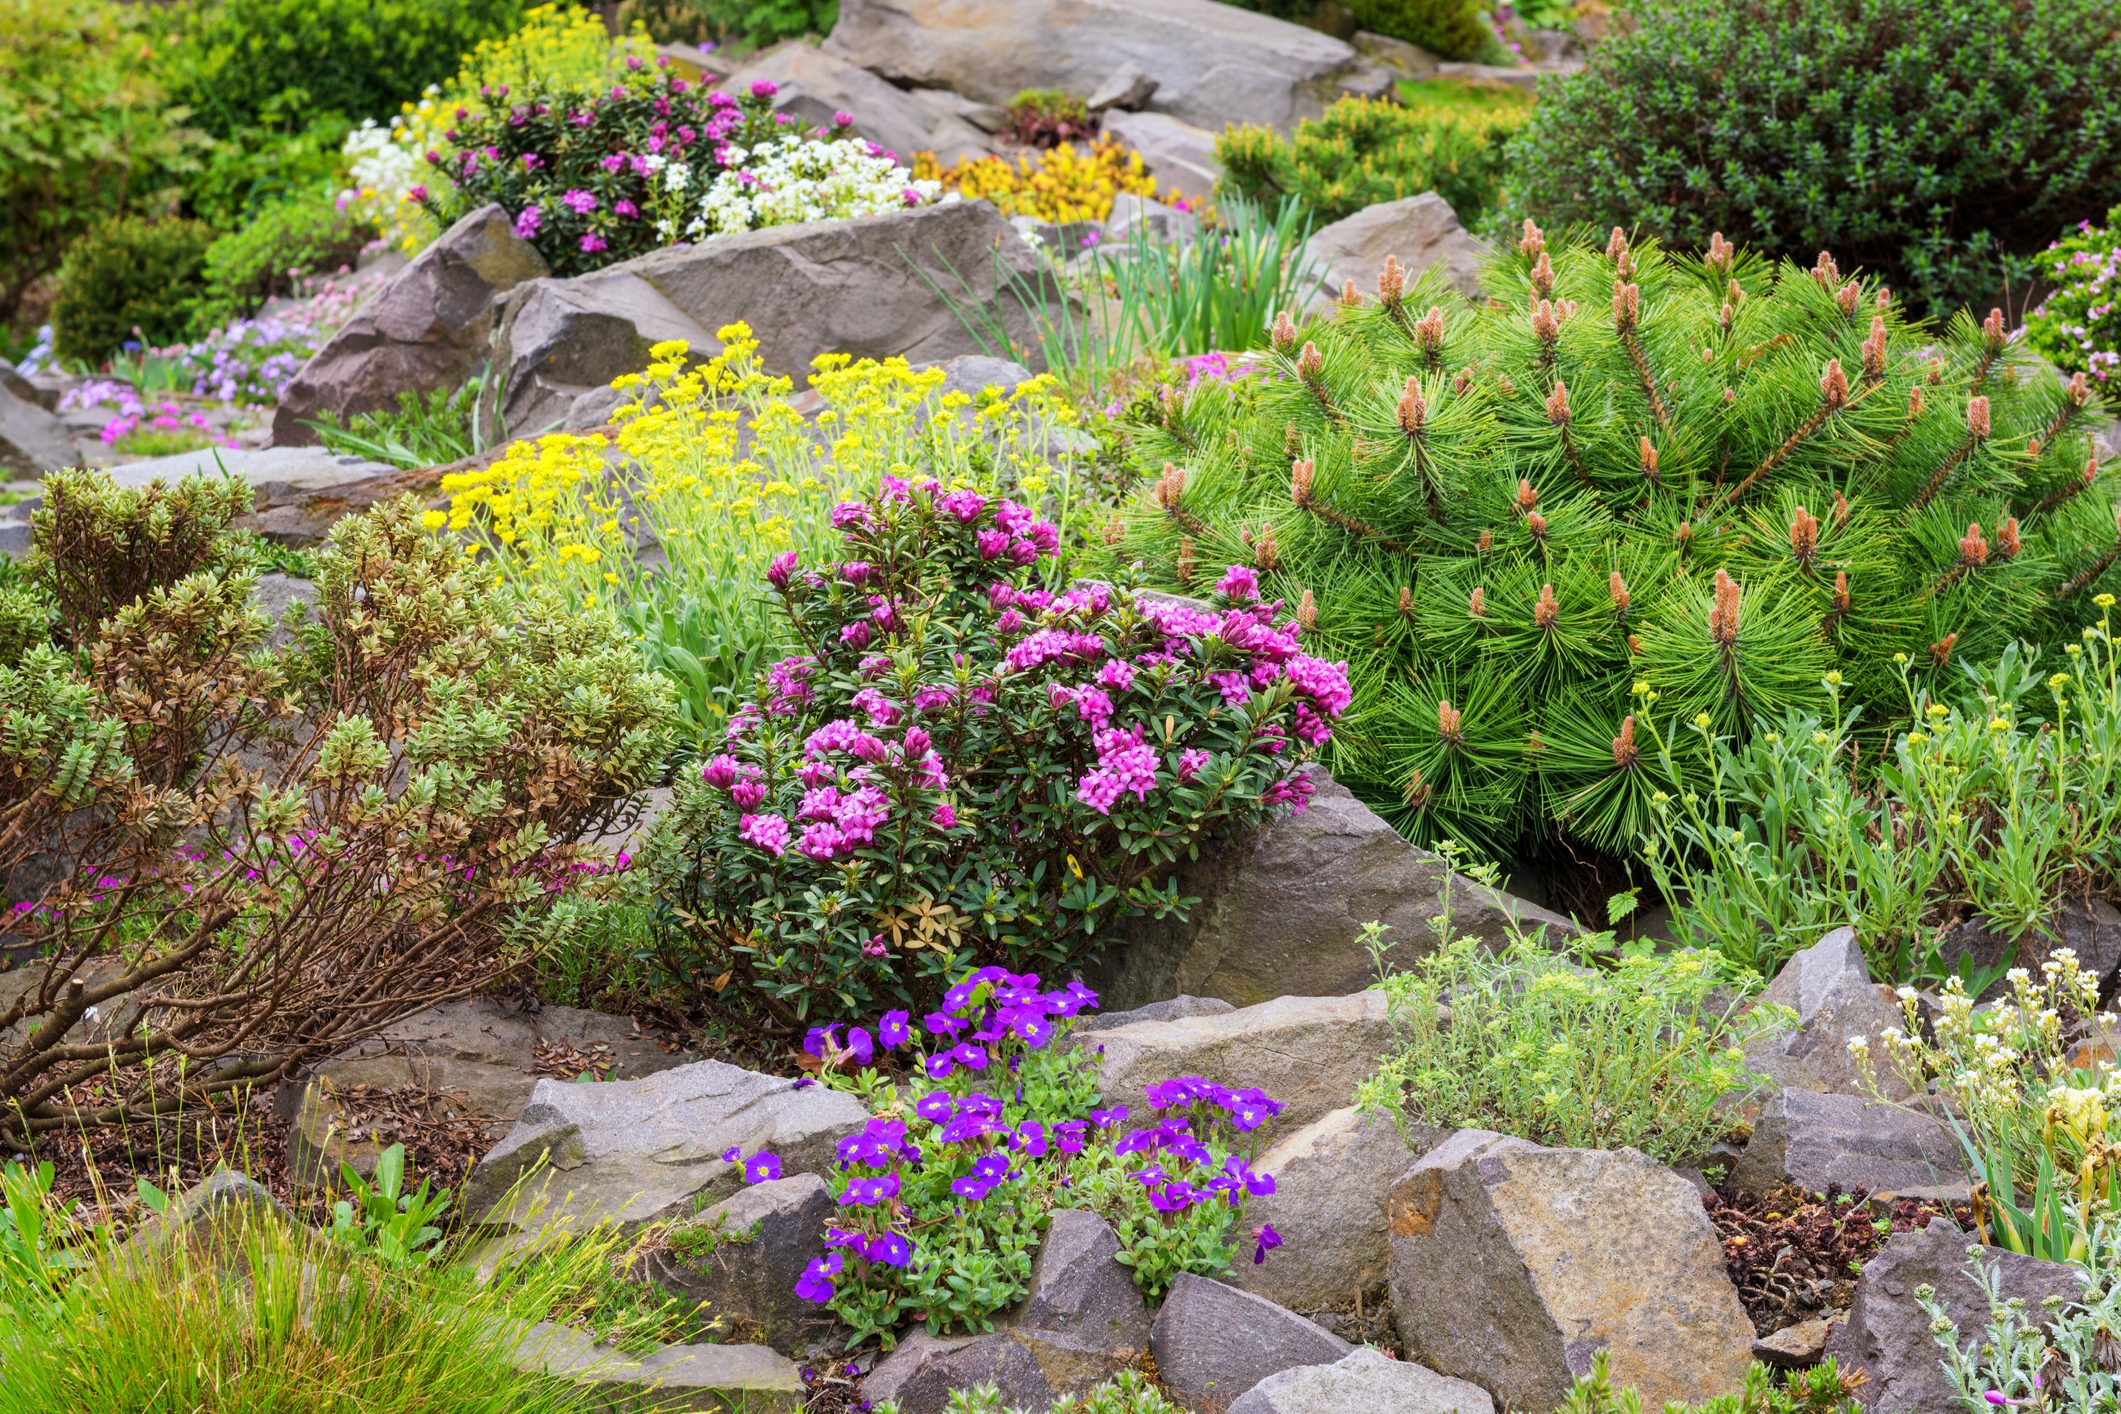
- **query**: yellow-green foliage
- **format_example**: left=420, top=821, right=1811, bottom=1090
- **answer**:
left=1216, top=87, right=1529, bottom=227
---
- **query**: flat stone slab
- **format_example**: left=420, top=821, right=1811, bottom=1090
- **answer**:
left=510, top=1321, right=803, bottom=1412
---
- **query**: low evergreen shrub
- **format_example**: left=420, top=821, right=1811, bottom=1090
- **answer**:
left=50, top=216, right=215, bottom=366
left=1505, top=0, right=2121, bottom=318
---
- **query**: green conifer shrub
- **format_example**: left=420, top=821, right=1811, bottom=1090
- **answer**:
left=1115, top=225, right=2120, bottom=855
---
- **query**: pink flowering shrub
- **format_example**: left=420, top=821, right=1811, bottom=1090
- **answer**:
left=2026, top=206, right=2121, bottom=385
left=714, top=967, right=1282, bottom=1347
left=641, top=476, right=1349, bottom=1024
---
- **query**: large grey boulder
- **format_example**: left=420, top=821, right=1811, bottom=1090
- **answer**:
left=823, top=0, right=1391, bottom=134
left=274, top=204, right=547, bottom=445
left=1229, top=1347, right=1495, bottom=1414
left=1100, top=110, right=1221, bottom=199
left=647, top=1173, right=837, bottom=1355
left=1087, top=775, right=1576, bottom=1009
left=510, top=1322, right=803, bottom=1412
left=0, top=381, right=79, bottom=474
left=284, top=996, right=688, bottom=1186
left=1387, top=1131, right=1754, bottom=1411
left=1016, top=1210, right=1151, bottom=1354
left=1825, top=1218, right=2084, bottom=1411
left=1306, top=193, right=1485, bottom=308
left=464, top=1058, right=867, bottom=1229
left=1745, top=927, right=1910, bottom=1100
left=1073, top=991, right=1393, bottom=1143
left=1227, top=1106, right=1424, bottom=1311
left=484, top=201, right=1060, bottom=439
left=723, top=43, right=993, bottom=165
left=1150, top=1272, right=1352, bottom=1410
left=862, top=1329, right=1131, bottom=1413
left=1728, top=1088, right=1969, bottom=1202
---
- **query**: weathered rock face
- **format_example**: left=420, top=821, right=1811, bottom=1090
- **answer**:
left=283, top=996, right=688, bottom=1186
left=510, top=1322, right=804, bottom=1413
left=463, top=1058, right=868, bottom=1228
left=1087, top=775, right=1576, bottom=1009
left=1072, top=994, right=1234, bottom=1036
left=823, top=0, right=1391, bottom=133
left=1825, top=1218, right=2084, bottom=1411
left=1149, top=1272, right=1352, bottom=1410
left=1728, top=1088, right=1969, bottom=1202
left=1305, top=193, right=1485, bottom=307
left=0, top=380, right=80, bottom=474
left=1226, top=1105, right=1426, bottom=1312
left=1016, top=1210, right=1152, bottom=1354
left=1074, top=991, right=1393, bottom=1143
left=723, top=43, right=993, bottom=165
left=1745, top=927, right=1910, bottom=1099
left=1387, top=1132, right=1754, bottom=1411
left=484, top=201, right=1060, bottom=439
left=1940, top=896, right=2121, bottom=1000
left=646, top=1173, right=838, bottom=1355
left=861, top=1329, right=1131, bottom=1413
left=274, top=205, right=547, bottom=444
left=1100, top=110, right=1221, bottom=199
left=1228, top=1347, right=1496, bottom=1414
left=81, top=444, right=420, bottom=547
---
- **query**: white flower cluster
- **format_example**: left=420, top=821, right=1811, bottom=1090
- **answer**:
left=338, top=98, right=441, bottom=251
left=685, top=136, right=946, bottom=240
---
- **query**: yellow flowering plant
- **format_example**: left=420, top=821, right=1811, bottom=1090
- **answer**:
left=340, top=4, right=658, bottom=251
left=912, top=138, right=1193, bottom=226
left=439, top=323, right=1092, bottom=738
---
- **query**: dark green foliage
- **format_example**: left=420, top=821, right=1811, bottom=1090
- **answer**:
left=1349, top=0, right=1505, bottom=62
left=0, top=556, right=50, bottom=664
left=617, top=0, right=835, bottom=46
left=162, top=0, right=525, bottom=141
left=1217, top=89, right=1527, bottom=227
left=1117, top=227, right=2121, bottom=856
left=1506, top=0, right=2121, bottom=320
left=196, top=197, right=375, bottom=324
left=50, top=217, right=216, bottom=366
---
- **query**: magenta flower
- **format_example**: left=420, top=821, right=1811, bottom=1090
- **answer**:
left=750, top=79, right=780, bottom=98
left=738, top=812, right=790, bottom=856
left=1217, top=564, right=1260, bottom=600
left=512, top=206, right=542, bottom=240
left=580, top=232, right=608, bottom=254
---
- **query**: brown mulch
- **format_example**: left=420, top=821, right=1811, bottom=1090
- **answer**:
left=1705, top=1182, right=1971, bottom=1336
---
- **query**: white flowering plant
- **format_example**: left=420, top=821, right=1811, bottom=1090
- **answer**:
left=1852, top=952, right=2121, bottom=1262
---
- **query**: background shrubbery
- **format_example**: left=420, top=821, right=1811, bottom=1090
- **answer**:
left=1507, top=0, right=2121, bottom=318
left=50, top=216, right=217, bottom=366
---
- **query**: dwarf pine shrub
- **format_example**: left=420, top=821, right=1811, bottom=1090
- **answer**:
left=1115, top=226, right=2121, bottom=854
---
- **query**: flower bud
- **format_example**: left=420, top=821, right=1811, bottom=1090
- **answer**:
left=1255, top=521, right=1279, bottom=572
left=1469, top=586, right=1487, bottom=618
left=1820, top=359, right=1850, bottom=408
left=1836, top=280, right=1860, bottom=317
left=1377, top=254, right=1405, bottom=305
left=1958, top=522, right=1989, bottom=567
left=1519, top=218, right=1545, bottom=260
left=1861, top=316, right=1887, bottom=381
left=1610, top=571, right=1631, bottom=616
left=1437, top=698, right=1463, bottom=742
left=1967, top=395, right=1991, bottom=440
left=1612, top=715, right=1639, bottom=768
left=1290, top=458, right=1315, bottom=507
left=1706, top=231, right=1733, bottom=272
left=1530, top=250, right=1555, bottom=296
left=1297, top=588, right=1318, bottom=630
left=1516, top=478, right=1539, bottom=514
left=1639, top=436, right=1659, bottom=483
left=1397, top=377, right=1426, bottom=436
left=1297, top=341, right=1323, bottom=381
left=1612, top=279, right=1641, bottom=334
left=1270, top=309, right=1297, bottom=354
left=1534, top=582, right=1559, bottom=630
left=1790, top=505, right=1819, bottom=563
left=1546, top=381, right=1571, bottom=426
left=1709, top=568, right=1741, bottom=647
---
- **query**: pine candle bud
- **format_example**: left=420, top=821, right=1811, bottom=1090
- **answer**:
left=1982, top=307, right=2007, bottom=346
left=1415, top=306, right=1447, bottom=357
left=1639, top=437, right=1660, bottom=483
left=1709, top=568, right=1741, bottom=647
left=1546, top=380, right=1572, bottom=426
left=1907, top=384, right=1926, bottom=418
left=1297, top=341, right=1323, bottom=380
left=1270, top=310, right=1298, bottom=354
left=1875, top=288, right=1893, bottom=311
left=1967, top=395, right=1991, bottom=440
left=1811, top=250, right=1841, bottom=288
left=1932, top=631, right=1958, bottom=666
left=1476, top=528, right=1494, bottom=553
left=1397, top=377, right=1427, bottom=436
left=1519, top=218, right=1546, bottom=260
left=1437, top=698, right=1463, bottom=743
left=1290, top=457, right=1315, bottom=506
left=1926, top=357, right=1944, bottom=385
left=1176, top=536, right=1197, bottom=584
left=1102, top=516, right=1124, bottom=546
left=1531, top=298, right=1562, bottom=343
left=1531, top=250, right=1556, bottom=297
left=1820, top=359, right=1850, bottom=409
left=1836, top=280, right=1860, bottom=317
left=1706, top=231, right=1734, bottom=273
left=1534, top=582, right=1560, bottom=630
left=1515, top=478, right=1539, bottom=514
left=1452, top=367, right=1473, bottom=395
left=1719, top=301, right=1734, bottom=330
left=1377, top=254, right=1406, bottom=305
left=1959, top=522, right=1989, bottom=566
left=1404, top=769, right=1432, bottom=808
left=1999, top=515, right=2024, bottom=563
left=1338, top=279, right=1362, bottom=308
left=1831, top=570, right=1851, bottom=615
left=1861, top=316, right=1887, bottom=381
left=1469, top=586, right=1488, bottom=617
left=1526, top=510, right=1549, bottom=540
left=1675, top=520, right=1694, bottom=551
left=2070, top=372, right=2092, bottom=405
left=1612, top=279, right=1641, bottom=333
left=1609, top=570, right=1631, bottom=615
left=1255, top=521, right=1279, bottom=571
left=1790, top=504, right=1819, bottom=563
left=1612, top=715, right=1639, bottom=768
left=1832, top=490, right=1850, bottom=526
left=1398, top=586, right=1414, bottom=619
left=1605, top=225, right=1630, bottom=263
left=1297, top=588, right=1318, bottom=629
left=1155, top=463, right=1186, bottom=509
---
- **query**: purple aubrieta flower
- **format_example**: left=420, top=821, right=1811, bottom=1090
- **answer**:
left=880, top=1010, right=912, bottom=1048
left=795, top=1252, right=842, bottom=1302
left=915, top=1090, right=955, bottom=1122
left=865, top=1232, right=914, bottom=1267
left=1253, top=1223, right=1283, bottom=1264
left=840, top=1172, right=900, bottom=1206
left=745, top=1152, right=783, bottom=1183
